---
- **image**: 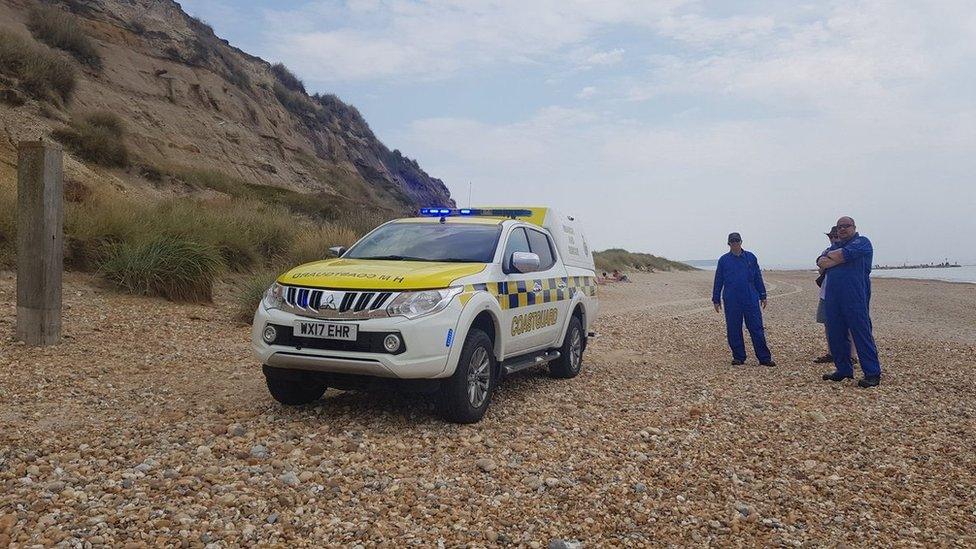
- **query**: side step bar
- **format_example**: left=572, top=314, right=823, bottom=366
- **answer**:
left=501, top=350, right=561, bottom=376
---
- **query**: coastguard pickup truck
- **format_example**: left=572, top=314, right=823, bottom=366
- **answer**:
left=251, top=207, right=598, bottom=423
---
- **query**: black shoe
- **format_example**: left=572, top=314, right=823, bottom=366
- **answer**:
left=731, top=359, right=745, bottom=366
left=760, top=360, right=776, bottom=367
left=813, top=354, right=833, bottom=364
left=822, top=371, right=854, bottom=382
left=858, top=376, right=880, bottom=388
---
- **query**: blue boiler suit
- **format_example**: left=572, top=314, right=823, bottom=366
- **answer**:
left=712, top=250, right=772, bottom=363
left=823, top=233, right=882, bottom=377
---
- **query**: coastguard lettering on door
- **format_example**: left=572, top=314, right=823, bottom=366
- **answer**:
left=511, top=308, right=558, bottom=336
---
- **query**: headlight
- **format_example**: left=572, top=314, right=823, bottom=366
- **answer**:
left=262, top=282, right=285, bottom=310
left=387, top=287, right=462, bottom=319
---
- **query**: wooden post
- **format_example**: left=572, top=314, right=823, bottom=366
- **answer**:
left=15, top=140, right=63, bottom=346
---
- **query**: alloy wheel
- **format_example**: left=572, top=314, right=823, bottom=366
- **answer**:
left=466, top=347, right=491, bottom=408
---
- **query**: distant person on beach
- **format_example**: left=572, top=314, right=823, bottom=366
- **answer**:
left=814, top=227, right=857, bottom=364
left=712, top=232, right=775, bottom=367
left=817, top=216, right=882, bottom=387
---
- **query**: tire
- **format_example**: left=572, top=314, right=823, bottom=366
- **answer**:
left=263, top=365, right=327, bottom=405
left=437, top=329, right=496, bottom=424
left=549, top=315, right=585, bottom=379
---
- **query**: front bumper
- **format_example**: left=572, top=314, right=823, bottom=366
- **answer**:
left=251, top=301, right=463, bottom=379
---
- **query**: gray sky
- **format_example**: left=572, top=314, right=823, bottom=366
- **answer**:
left=182, top=0, right=976, bottom=266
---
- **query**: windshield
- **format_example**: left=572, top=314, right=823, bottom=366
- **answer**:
left=345, top=222, right=501, bottom=263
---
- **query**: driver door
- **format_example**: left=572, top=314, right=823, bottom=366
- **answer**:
left=499, top=226, right=567, bottom=357
left=499, top=227, right=535, bottom=357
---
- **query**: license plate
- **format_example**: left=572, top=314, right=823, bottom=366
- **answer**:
left=293, top=321, right=358, bottom=341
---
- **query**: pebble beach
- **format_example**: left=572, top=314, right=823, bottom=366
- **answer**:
left=1, top=270, right=974, bottom=547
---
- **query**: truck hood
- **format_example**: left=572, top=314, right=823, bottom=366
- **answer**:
left=277, top=259, right=488, bottom=290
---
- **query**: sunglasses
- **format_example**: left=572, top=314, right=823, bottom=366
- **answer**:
left=837, top=223, right=854, bottom=229
left=729, top=239, right=742, bottom=243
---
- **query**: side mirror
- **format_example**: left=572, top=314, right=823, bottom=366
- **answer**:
left=328, top=246, right=347, bottom=257
left=511, top=251, right=540, bottom=273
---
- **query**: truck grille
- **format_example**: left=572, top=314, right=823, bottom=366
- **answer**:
left=280, top=286, right=397, bottom=319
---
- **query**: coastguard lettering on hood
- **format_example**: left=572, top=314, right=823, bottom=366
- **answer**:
left=511, top=308, right=559, bottom=336
left=290, top=271, right=405, bottom=283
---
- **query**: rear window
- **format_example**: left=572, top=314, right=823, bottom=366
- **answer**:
left=345, top=222, right=501, bottom=263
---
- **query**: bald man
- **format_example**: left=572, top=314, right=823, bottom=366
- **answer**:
left=816, top=216, right=882, bottom=387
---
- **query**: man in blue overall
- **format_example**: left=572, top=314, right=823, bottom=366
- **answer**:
left=817, top=216, right=882, bottom=387
left=712, top=233, right=775, bottom=366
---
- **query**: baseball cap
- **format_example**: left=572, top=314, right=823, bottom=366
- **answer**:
left=727, top=232, right=741, bottom=243
left=825, top=226, right=838, bottom=236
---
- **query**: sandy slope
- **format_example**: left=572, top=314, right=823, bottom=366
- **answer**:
left=0, top=270, right=974, bottom=546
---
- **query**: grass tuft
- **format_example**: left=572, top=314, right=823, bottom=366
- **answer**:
left=0, top=29, right=76, bottom=103
left=27, top=5, right=101, bottom=68
left=232, top=270, right=279, bottom=323
left=271, top=62, right=305, bottom=93
left=99, top=236, right=223, bottom=302
left=273, top=81, right=315, bottom=117
left=52, top=111, right=129, bottom=167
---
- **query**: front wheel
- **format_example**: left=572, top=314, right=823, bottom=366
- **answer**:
left=263, top=365, right=327, bottom=405
left=438, top=329, right=496, bottom=424
left=549, top=315, right=585, bottom=379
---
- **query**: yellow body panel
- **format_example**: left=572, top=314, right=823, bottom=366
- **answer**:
left=278, top=259, right=488, bottom=290
left=476, top=206, right=548, bottom=226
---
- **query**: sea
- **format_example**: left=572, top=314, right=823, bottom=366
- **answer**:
left=684, top=260, right=976, bottom=284
left=870, top=265, right=976, bottom=284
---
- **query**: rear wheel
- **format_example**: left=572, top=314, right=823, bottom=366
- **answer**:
left=263, top=365, right=327, bottom=405
left=438, top=329, right=496, bottom=424
left=550, top=315, right=584, bottom=379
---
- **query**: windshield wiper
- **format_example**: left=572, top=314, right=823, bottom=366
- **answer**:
left=357, top=255, right=430, bottom=261
left=356, top=255, right=479, bottom=262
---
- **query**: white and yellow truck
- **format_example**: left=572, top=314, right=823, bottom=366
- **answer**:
left=251, top=207, right=598, bottom=423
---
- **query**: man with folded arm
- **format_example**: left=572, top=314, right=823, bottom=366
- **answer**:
left=817, top=216, right=882, bottom=387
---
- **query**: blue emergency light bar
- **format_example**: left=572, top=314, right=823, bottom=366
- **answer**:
left=419, top=207, right=533, bottom=218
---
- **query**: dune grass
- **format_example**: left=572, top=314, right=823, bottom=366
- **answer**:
left=53, top=181, right=366, bottom=303
left=176, top=167, right=396, bottom=231
left=273, top=81, right=316, bottom=117
left=52, top=111, right=130, bottom=167
left=287, top=224, right=359, bottom=266
left=271, top=62, right=305, bottom=93
left=231, top=223, right=360, bottom=321
left=2, top=158, right=384, bottom=306
left=0, top=29, right=76, bottom=103
left=26, top=5, right=101, bottom=69
left=594, top=248, right=696, bottom=273
left=99, top=237, right=222, bottom=302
